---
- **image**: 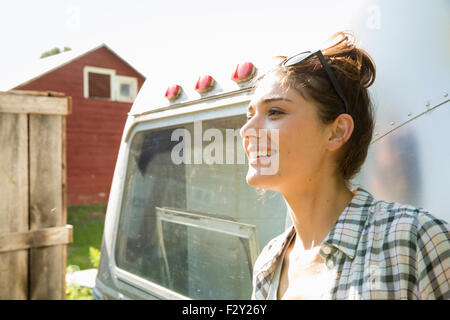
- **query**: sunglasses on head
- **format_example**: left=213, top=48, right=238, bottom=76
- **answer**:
left=282, top=50, right=349, bottom=115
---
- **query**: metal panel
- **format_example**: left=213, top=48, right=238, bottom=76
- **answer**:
left=348, top=0, right=450, bottom=222
left=354, top=100, right=450, bottom=222
left=349, top=0, right=449, bottom=140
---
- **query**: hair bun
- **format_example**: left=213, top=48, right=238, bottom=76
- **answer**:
left=322, top=31, right=376, bottom=89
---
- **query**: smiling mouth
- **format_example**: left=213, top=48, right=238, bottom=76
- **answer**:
left=247, top=149, right=277, bottom=166
left=245, top=135, right=278, bottom=166
left=249, top=150, right=272, bottom=157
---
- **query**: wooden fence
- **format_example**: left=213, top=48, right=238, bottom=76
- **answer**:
left=0, top=90, right=73, bottom=299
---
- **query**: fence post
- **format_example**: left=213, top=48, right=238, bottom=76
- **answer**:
left=0, top=90, right=72, bottom=300
left=0, top=112, right=29, bottom=299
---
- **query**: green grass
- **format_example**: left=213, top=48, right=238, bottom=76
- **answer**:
left=67, top=204, right=107, bottom=270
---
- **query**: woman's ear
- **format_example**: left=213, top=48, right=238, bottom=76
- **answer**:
left=327, top=114, right=354, bottom=152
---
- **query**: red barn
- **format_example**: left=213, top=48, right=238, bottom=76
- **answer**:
left=12, top=44, right=146, bottom=205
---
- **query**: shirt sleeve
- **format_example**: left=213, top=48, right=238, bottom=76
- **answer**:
left=416, top=211, right=450, bottom=299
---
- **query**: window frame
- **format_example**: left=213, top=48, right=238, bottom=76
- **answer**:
left=83, top=66, right=116, bottom=100
left=154, top=206, right=259, bottom=291
left=109, top=103, right=251, bottom=300
left=115, top=75, right=138, bottom=102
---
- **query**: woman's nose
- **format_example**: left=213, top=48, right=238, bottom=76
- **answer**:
left=240, top=115, right=260, bottom=139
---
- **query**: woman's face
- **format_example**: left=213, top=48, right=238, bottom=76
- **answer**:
left=240, top=73, right=331, bottom=192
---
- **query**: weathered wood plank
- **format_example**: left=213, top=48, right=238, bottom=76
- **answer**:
left=0, top=92, right=70, bottom=115
left=29, top=114, right=65, bottom=300
left=0, top=225, right=73, bottom=253
left=7, top=89, right=66, bottom=97
left=60, top=115, right=68, bottom=297
left=0, top=113, right=29, bottom=299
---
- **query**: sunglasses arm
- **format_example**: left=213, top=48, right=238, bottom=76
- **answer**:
left=316, top=52, right=350, bottom=114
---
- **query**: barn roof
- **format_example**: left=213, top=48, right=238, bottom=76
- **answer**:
left=5, top=43, right=146, bottom=90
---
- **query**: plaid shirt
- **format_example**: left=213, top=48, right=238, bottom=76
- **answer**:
left=251, top=187, right=450, bottom=300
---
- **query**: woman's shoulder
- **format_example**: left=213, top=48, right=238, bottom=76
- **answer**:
left=364, top=198, right=450, bottom=300
left=367, top=197, right=448, bottom=229
left=355, top=189, right=449, bottom=299
left=362, top=193, right=449, bottom=248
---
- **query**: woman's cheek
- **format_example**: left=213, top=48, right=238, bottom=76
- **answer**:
left=277, top=136, right=294, bottom=171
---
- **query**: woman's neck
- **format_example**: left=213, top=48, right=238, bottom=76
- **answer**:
left=281, top=175, right=354, bottom=253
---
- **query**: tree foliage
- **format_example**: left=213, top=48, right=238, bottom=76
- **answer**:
left=40, top=46, right=72, bottom=59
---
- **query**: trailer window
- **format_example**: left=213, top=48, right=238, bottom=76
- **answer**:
left=114, top=115, right=287, bottom=299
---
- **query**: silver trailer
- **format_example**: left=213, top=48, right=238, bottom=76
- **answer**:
left=94, top=0, right=449, bottom=300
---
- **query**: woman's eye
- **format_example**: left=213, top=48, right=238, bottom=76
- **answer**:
left=246, top=108, right=284, bottom=121
left=268, top=108, right=284, bottom=116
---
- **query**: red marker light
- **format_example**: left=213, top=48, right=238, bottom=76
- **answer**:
left=231, top=62, right=256, bottom=83
left=195, top=75, right=215, bottom=93
left=165, top=84, right=182, bottom=101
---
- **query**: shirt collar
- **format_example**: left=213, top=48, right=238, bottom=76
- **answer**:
left=321, top=186, right=374, bottom=259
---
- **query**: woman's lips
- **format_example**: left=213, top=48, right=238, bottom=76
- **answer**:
left=249, top=150, right=272, bottom=157
left=246, top=140, right=277, bottom=165
left=248, top=150, right=277, bottom=166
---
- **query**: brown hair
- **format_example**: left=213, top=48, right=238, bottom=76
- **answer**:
left=259, top=31, right=376, bottom=182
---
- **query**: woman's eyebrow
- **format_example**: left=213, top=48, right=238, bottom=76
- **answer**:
left=247, top=97, right=293, bottom=112
left=262, top=97, right=293, bottom=104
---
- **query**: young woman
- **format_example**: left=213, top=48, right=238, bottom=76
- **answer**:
left=240, top=32, right=449, bottom=300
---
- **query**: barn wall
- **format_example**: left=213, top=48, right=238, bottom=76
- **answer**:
left=17, top=46, right=146, bottom=205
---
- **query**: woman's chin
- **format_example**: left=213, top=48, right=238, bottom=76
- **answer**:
left=245, top=166, right=279, bottom=189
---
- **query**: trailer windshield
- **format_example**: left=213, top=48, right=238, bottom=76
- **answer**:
left=114, top=114, right=287, bottom=299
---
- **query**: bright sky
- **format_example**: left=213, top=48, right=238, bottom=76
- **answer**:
left=0, top=0, right=368, bottom=91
